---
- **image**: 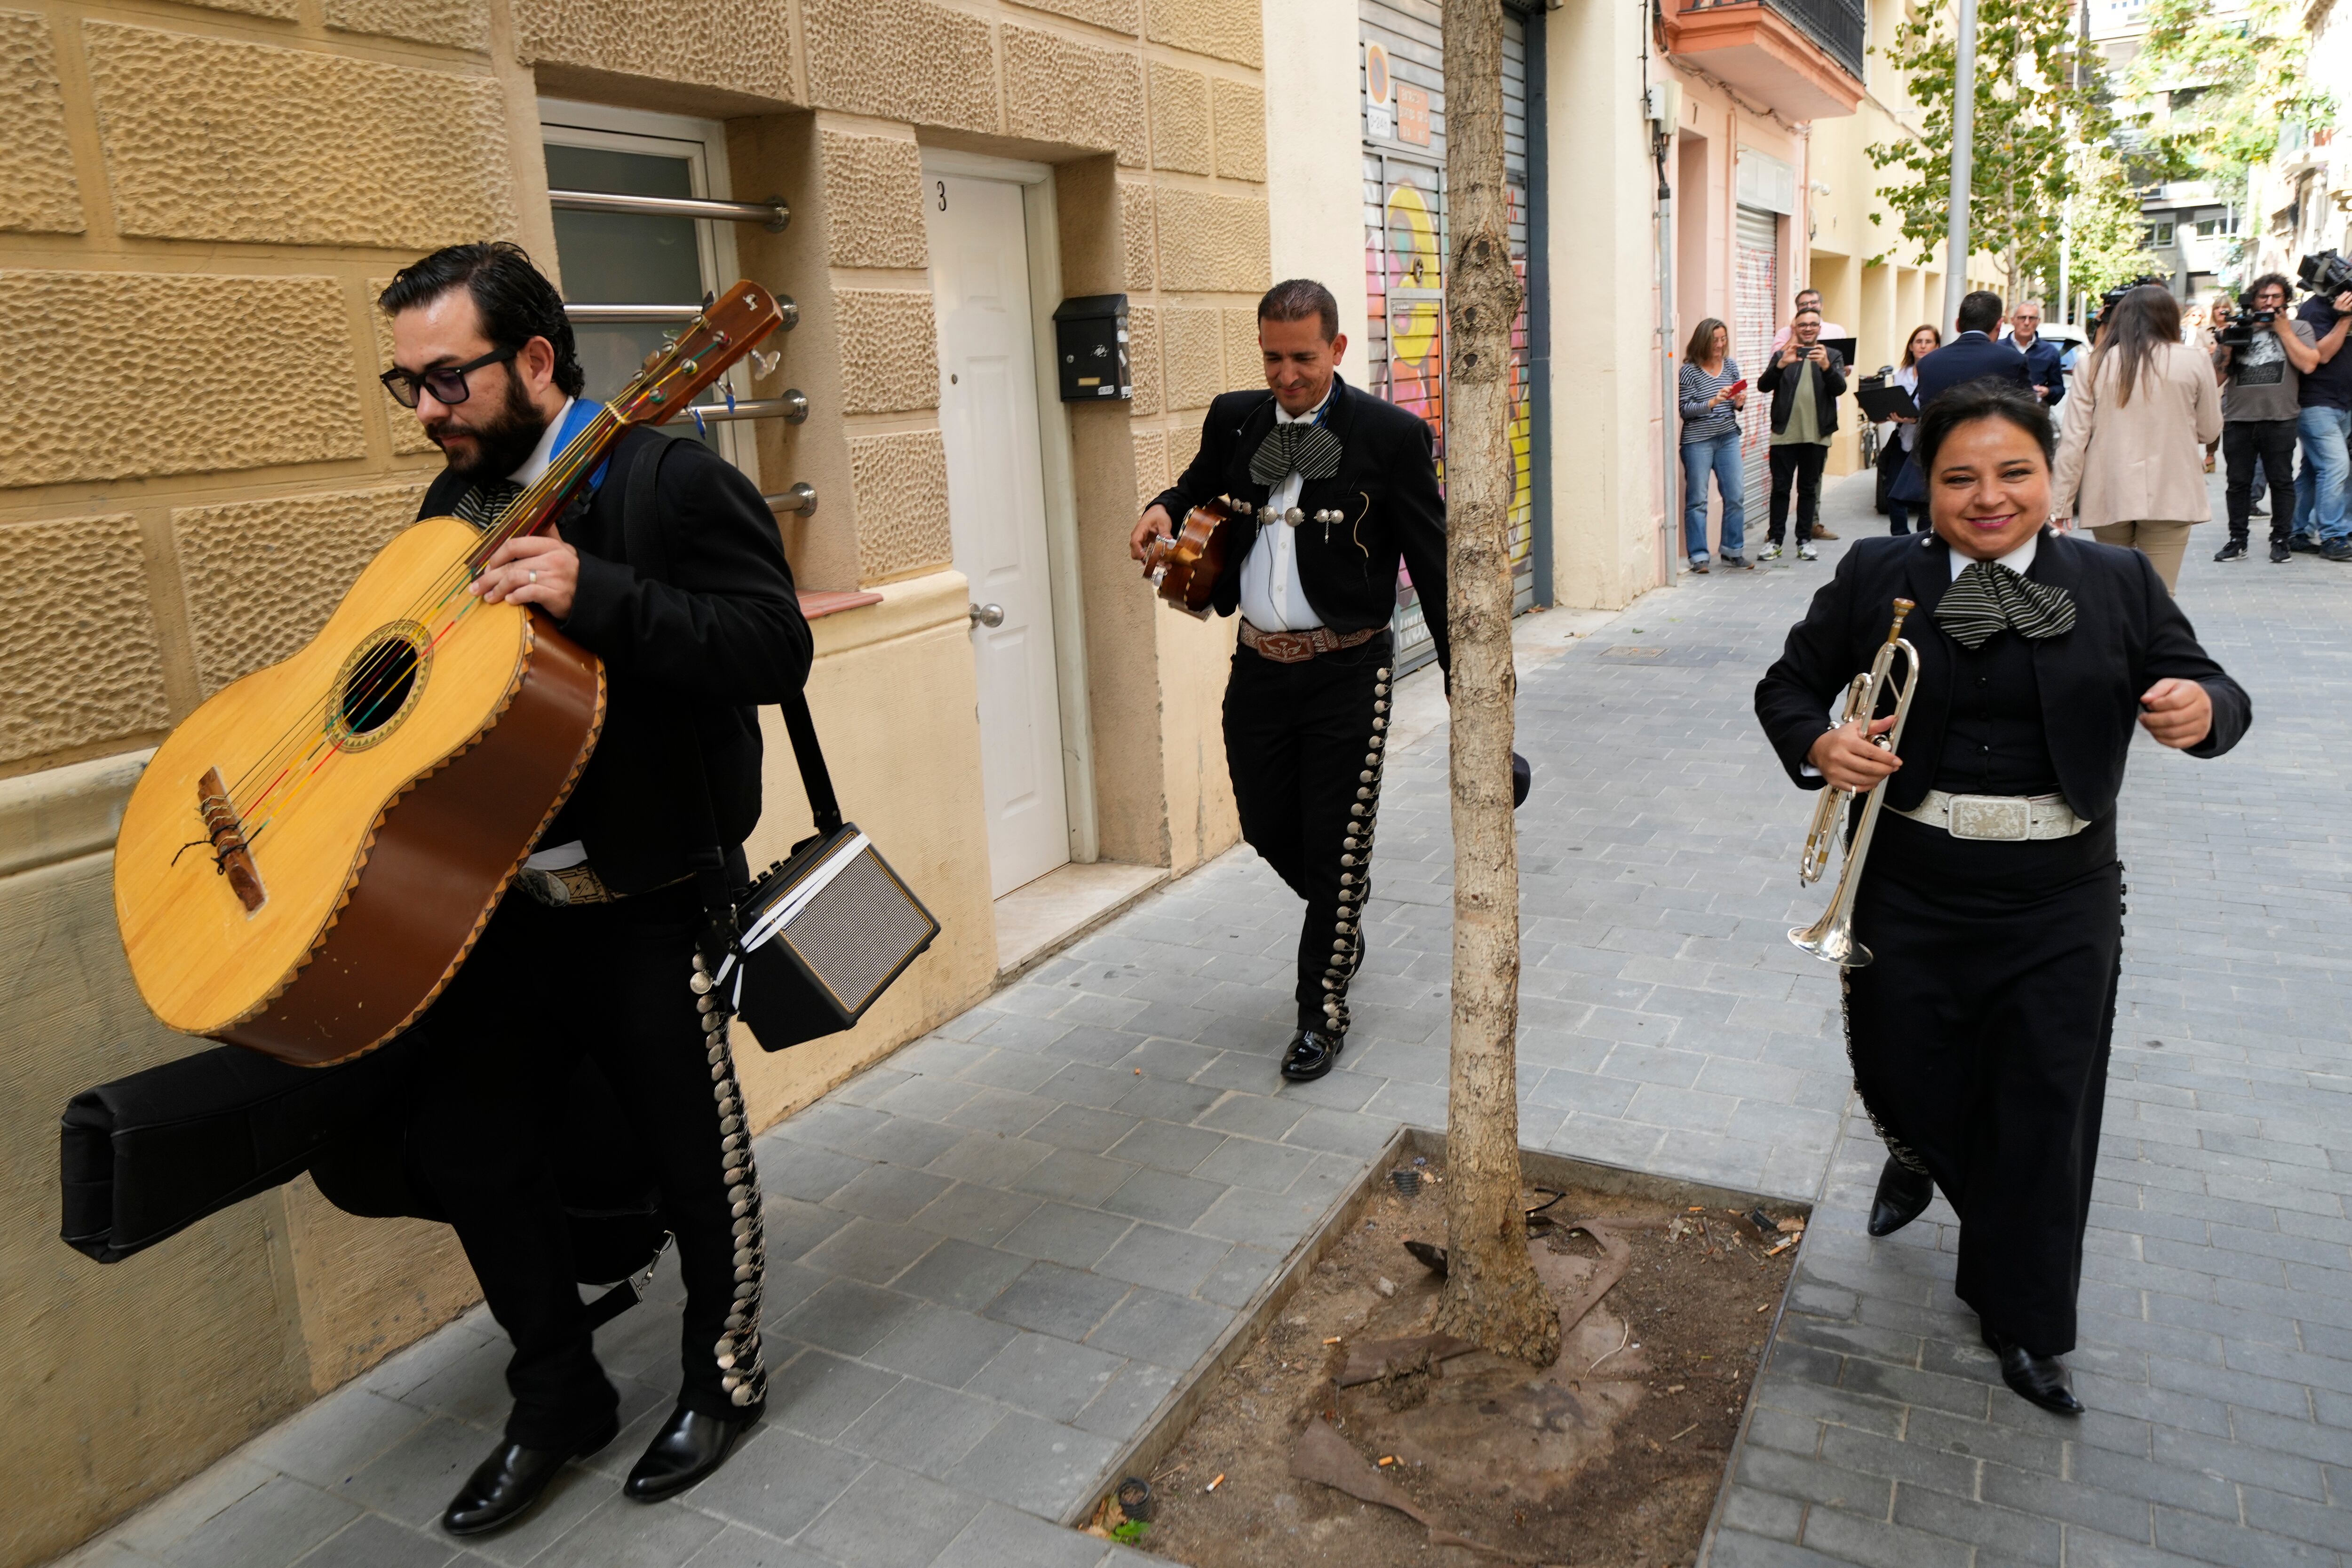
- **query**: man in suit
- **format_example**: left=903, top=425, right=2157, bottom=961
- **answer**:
left=2005, top=299, right=2066, bottom=406
left=379, top=242, right=811, bottom=1530
left=1129, top=279, right=1447, bottom=1083
left=1756, top=378, right=2248, bottom=1417
left=1887, top=290, right=2032, bottom=511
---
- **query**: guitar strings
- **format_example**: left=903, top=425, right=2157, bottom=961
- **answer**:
left=222, top=400, right=634, bottom=839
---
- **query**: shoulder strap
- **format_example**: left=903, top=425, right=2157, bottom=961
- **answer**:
left=619, top=430, right=844, bottom=850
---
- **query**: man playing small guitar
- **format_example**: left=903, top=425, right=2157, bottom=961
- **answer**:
left=379, top=244, right=810, bottom=1530
left=1130, top=279, right=1448, bottom=1082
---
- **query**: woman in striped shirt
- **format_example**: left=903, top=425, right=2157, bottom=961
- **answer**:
left=1679, top=318, right=1748, bottom=572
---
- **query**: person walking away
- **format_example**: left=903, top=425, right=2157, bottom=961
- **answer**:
left=2287, top=282, right=2352, bottom=554
left=2005, top=301, right=2066, bottom=407
left=1756, top=378, right=2249, bottom=1417
left=1758, top=307, right=1847, bottom=561
left=2050, top=285, right=2221, bottom=593
left=1678, top=317, right=1749, bottom=572
left=1885, top=325, right=1942, bottom=535
left=2211, top=274, right=2310, bottom=562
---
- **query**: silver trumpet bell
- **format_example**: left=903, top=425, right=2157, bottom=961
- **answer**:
left=1789, top=597, right=1921, bottom=969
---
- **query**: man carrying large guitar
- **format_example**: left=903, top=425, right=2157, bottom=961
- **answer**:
left=379, top=244, right=810, bottom=1528
left=1129, top=279, right=1448, bottom=1083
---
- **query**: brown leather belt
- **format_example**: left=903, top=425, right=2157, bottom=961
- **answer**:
left=1239, top=620, right=1379, bottom=664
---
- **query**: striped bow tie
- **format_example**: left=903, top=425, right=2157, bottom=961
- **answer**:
left=454, top=480, right=524, bottom=531
left=1934, top=558, right=2076, bottom=649
left=1248, top=420, right=1344, bottom=487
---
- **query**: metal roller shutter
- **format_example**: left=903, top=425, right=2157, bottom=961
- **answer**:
left=1734, top=204, right=1780, bottom=525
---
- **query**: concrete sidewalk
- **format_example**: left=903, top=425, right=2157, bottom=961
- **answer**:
left=57, top=471, right=2352, bottom=1568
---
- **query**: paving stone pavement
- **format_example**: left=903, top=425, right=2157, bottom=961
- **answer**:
left=59, top=469, right=2351, bottom=1568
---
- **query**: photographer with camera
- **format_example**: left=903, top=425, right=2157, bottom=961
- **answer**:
left=1757, top=306, right=1847, bottom=561
left=2286, top=253, right=2352, bottom=557
left=2211, top=274, right=2309, bottom=562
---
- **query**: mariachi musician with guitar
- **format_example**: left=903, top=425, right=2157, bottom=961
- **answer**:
left=108, top=243, right=811, bottom=1529
left=1130, top=279, right=1449, bottom=1084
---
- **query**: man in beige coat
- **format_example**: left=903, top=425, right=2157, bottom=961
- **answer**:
left=2052, top=285, right=2223, bottom=593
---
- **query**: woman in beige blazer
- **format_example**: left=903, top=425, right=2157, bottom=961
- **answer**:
left=2051, top=285, right=2224, bottom=592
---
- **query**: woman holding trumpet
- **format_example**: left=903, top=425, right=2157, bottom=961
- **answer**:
left=1755, top=380, right=2250, bottom=1415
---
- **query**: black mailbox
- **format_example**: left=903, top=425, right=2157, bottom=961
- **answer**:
left=1051, top=293, right=1131, bottom=402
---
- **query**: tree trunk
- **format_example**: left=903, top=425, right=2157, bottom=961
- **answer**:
left=1430, top=0, right=1557, bottom=1369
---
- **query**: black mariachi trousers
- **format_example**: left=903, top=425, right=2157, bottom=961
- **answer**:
left=1222, top=634, right=1394, bottom=1036
left=406, top=881, right=766, bottom=1447
left=1843, top=812, right=2123, bottom=1356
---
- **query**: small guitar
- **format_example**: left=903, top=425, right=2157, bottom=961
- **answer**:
left=1141, top=494, right=1242, bottom=618
left=114, top=284, right=786, bottom=1066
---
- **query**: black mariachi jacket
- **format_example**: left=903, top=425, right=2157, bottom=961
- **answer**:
left=1149, top=374, right=1452, bottom=673
left=418, top=427, right=813, bottom=893
left=1754, top=529, right=2249, bottom=823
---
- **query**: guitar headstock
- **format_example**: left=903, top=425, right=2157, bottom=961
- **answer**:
left=609, top=282, right=786, bottom=427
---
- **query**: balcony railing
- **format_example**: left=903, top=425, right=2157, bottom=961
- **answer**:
left=1683, top=0, right=1867, bottom=81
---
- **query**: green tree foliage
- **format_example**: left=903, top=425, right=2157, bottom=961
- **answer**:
left=1868, top=0, right=2125, bottom=302
left=2064, top=138, right=2159, bottom=300
left=2124, top=0, right=2330, bottom=200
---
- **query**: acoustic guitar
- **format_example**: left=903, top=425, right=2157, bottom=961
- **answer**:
left=113, top=283, right=787, bottom=1067
left=1142, top=494, right=1242, bottom=617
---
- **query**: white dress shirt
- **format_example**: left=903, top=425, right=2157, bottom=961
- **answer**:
left=508, top=396, right=577, bottom=486
left=1237, top=388, right=1332, bottom=631
left=1955, top=531, right=2038, bottom=581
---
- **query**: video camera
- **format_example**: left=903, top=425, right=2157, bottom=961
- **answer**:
left=2300, top=250, right=2352, bottom=301
left=2216, top=289, right=2279, bottom=349
left=2086, top=275, right=2169, bottom=339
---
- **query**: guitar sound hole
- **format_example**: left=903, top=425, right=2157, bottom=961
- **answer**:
left=343, top=642, right=418, bottom=734
left=330, top=622, right=432, bottom=751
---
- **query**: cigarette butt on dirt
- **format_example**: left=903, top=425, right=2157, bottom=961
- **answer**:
left=1206, top=1473, right=1224, bottom=1493
left=1378, top=1456, right=1396, bottom=1466
left=1756, top=1303, right=1771, bottom=1312
left=1323, top=1337, right=1342, bottom=1345
left=1687, top=1205, right=1704, bottom=1212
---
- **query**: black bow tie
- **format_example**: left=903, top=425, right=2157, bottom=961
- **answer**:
left=1248, top=420, right=1343, bottom=488
left=1934, top=558, right=2076, bottom=649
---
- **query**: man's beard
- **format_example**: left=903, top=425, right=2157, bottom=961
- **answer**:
left=428, top=373, right=548, bottom=483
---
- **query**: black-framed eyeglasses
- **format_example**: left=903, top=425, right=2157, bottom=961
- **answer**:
left=379, top=346, right=516, bottom=409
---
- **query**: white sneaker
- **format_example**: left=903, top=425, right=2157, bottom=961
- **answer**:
left=1798, top=543, right=1819, bottom=561
left=1759, top=543, right=1783, bottom=561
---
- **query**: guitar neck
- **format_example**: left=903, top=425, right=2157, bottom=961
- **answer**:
left=465, top=404, right=629, bottom=570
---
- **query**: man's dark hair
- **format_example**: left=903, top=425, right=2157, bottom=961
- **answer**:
left=1795, top=287, right=1821, bottom=304
left=1955, top=290, right=2005, bottom=335
left=2248, top=271, right=2293, bottom=302
left=1258, top=278, right=1340, bottom=342
left=1915, top=377, right=2055, bottom=475
left=379, top=241, right=585, bottom=397
left=1792, top=306, right=1821, bottom=322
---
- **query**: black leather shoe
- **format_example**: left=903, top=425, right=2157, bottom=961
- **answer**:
left=624, top=1402, right=759, bottom=1502
left=1280, top=1029, right=1344, bottom=1082
left=1981, top=1327, right=2084, bottom=1415
left=1866, top=1157, right=1934, bottom=1237
left=441, top=1418, right=617, bottom=1536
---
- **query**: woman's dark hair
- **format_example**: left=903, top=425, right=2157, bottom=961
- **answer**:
left=2088, top=284, right=2181, bottom=408
left=378, top=241, right=586, bottom=398
left=1899, top=323, right=1941, bottom=370
left=1683, top=316, right=1729, bottom=364
left=1258, top=278, right=1340, bottom=342
left=1915, top=378, right=2055, bottom=475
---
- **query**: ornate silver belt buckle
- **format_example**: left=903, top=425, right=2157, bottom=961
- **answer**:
left=1947, top=794, right=2031, bottom=841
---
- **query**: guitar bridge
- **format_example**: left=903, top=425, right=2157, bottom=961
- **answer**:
left=198, top=767, right=267, bottom=913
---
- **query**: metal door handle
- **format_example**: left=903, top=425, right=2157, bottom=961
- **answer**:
left=968, top=602, right=1004, bottom=628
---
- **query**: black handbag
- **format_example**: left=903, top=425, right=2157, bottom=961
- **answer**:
left=622, top=433, right=939, bottom=1053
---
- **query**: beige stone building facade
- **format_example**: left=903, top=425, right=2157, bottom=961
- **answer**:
left=0, top=0, right=1273, bottom=1560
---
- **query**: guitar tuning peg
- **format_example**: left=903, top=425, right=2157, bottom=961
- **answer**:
left=703, top=290, right=716, bottom=308
left=750, top=349, right=780, bottom=379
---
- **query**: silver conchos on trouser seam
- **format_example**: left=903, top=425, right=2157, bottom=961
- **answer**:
left=1324, top=665, right=1391, bottom=1036
left=691, top=951, right=768, bottom=1407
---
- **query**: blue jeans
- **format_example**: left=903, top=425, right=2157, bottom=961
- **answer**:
left=2296, top=405, right=2351, bottom=542
left=1681, top=432, right=1746, bottom=560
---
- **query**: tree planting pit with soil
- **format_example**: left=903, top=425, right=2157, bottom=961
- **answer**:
left=1104, top=1148, right=1806, bottom=1568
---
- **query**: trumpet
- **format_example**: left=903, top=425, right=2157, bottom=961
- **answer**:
left=1789, top=597, right=1920, bottom=968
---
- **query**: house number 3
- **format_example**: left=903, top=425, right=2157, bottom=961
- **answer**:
left=937, top=181, right=947, bottom=211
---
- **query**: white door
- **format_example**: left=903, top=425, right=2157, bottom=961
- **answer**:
left=927, top=174, right=1070, bottom=898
